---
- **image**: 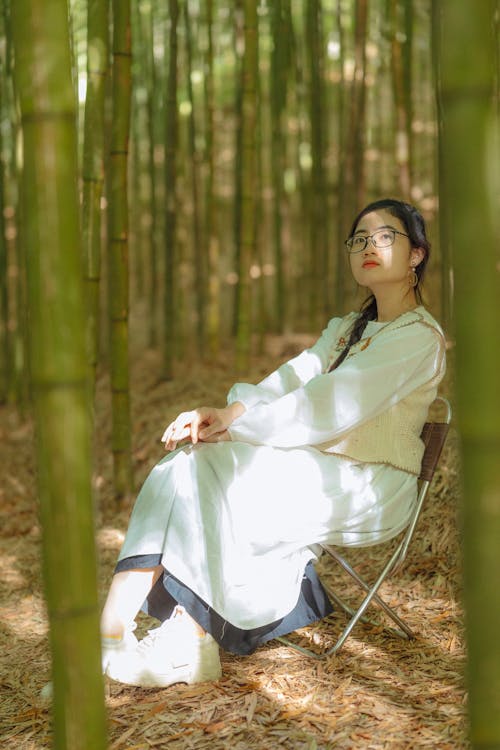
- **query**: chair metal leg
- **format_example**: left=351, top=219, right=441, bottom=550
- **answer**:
left=323, top=586, right=412, bottom=639
left=323, top=545, right=415, bottom=639
left=275, top=542, right=415, bottom=660
left=275, top=635, right=325, bottom=660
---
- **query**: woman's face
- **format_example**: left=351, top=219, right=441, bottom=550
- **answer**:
left=348, top=209, right=424, bottom=290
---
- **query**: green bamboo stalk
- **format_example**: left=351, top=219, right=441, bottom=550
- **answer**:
left=232, top=0, right=244, bottom=339
left=305, top=0, right=329, bottom=327
left=287, top=0, right=311, bottom=325
left=0, top=16, right=8, bottom=403
left=389, top=0, right=411, bottom=199
left=183, top=1, right=205, bottom=349
left=431, top=2, right=453, bottom=331
left=109, top=0, right=133, bottom=496
left=254, top=23, right=266, bottom=353
left=351, top=0, right=368, bottom=210
left=130, top=0, right=145, bottom=299
left=203, top=0, right=221, bottom=355
left=2, top=0, right=28, bottom=410
left=163, top=0, right=179, bottom=379
left=82, top=0, right=109, bottom=388
left=270, top=0, right=286, bottom=332
left=402, top=0, right=414, bottom=191
left=235, top=0, right=258, bottom=371
left=435, top=1, right=500, bottom=746
left=10, top=1, right=107, bottom=747
left=141, top=0, right=160, bottom=348
left=338, top=0, right=368, bottom=312
left=334, top=0, right=347, bottom=314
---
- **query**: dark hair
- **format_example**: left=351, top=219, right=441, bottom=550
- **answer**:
left=330, top=198, right=431, bottom=372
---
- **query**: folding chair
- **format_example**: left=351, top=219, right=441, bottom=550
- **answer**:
left=276, top=396, right=452, bottom=659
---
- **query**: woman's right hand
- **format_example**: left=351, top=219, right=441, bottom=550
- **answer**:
left=161, top=402, right=245, bottom=451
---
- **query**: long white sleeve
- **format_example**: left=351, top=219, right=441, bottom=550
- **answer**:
left=227, top=319, right=444, bottom=449
left=226, top=317, right=345, bottom=410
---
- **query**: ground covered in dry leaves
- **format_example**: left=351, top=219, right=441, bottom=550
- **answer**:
left=0, top=320, right=467, bottom=749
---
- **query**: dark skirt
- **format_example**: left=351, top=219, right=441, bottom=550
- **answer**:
left=115, top=554, right=334, bottom=656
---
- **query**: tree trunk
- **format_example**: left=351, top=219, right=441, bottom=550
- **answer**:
left=108, top=0, right=133, bottom=497
left=435, top=1, right=500, bottom=746
left=10, top=1, right=107, bottom=747
left=82, top=0, right=109, bottom=388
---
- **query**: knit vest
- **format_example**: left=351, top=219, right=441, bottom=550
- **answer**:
left=316, top=310, right=446, bottom=475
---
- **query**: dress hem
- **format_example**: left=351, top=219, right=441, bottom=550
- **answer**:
left=115, top=554, right=334, bottom=655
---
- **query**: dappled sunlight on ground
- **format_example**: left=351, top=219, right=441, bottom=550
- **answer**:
left=0, top=336, right=467, bottom=749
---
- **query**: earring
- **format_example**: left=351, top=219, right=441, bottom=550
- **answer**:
left=408, top=266, right=418, bottom=288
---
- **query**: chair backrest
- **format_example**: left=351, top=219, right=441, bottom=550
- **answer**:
left=419, top=403, right=452, bottom=482
left=393, top=396, right=452, bottom=571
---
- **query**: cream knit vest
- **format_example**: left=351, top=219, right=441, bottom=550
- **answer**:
left=317, top=310, right=446, bottom=475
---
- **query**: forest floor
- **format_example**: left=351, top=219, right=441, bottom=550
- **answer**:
left=0, top=305, right=468, bottom=749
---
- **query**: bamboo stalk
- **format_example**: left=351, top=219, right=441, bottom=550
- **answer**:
left=436, top=0, right=500, bottom=745
left=236, top=0, right=258, bottom=371
left=184, top=1, right=205, bottom=349
left=108, top=0, right=133, bottom=497
left=0, top=26, right=8, bottom=402
left=270, top=0, right=286, bottom=332
left=163, top=0, right=179, bottom=379
left=305, top=0, right=329, bottom=327
left=204, top=0, right=221, bottom=355
left=82, top=0, right=109, bottom=388
left=10, top=1, right=107, bottom=747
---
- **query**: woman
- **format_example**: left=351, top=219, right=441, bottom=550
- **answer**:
left=101, top=198, right=446, bottom=688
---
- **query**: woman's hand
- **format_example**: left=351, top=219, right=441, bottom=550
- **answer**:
left=161, top=411, right=195, bottom=451
left=199, top=429, right=231, bottom=444
left=161, top=402, right=245, bottom=451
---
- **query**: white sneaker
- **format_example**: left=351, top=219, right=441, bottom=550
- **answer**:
left=105, top=611, right=222, bottom=688
left=102, top=626, right=139, bottom=678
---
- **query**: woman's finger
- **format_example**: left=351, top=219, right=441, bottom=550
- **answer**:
left=198, top=419, right=220, bottom=440
left=189, top=410, right=203, bottom=444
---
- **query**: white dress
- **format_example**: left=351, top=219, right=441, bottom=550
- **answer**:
left=118, top=308, right=445, bottom=631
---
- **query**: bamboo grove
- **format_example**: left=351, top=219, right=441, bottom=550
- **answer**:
left=2, top=1, right=445, bottom=407
left=0, top=1, right=499, bottom=748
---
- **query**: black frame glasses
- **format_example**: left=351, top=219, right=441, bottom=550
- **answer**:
left=345, top=228, right=409, bottom=254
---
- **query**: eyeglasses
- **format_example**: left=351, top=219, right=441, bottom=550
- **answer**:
left=345, top=228, right=409, bottom=254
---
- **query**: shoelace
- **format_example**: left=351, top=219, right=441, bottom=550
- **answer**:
left=136, top=618, right=187, bottom=654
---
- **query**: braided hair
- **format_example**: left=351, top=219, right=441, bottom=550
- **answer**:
left=329, top=199, right=431, bottom=372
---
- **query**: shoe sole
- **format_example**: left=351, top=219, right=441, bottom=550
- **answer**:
left=105, top=644, right=222, bottom=688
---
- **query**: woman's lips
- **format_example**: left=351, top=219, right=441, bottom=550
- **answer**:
left=362, top=261, right=380, bottom=269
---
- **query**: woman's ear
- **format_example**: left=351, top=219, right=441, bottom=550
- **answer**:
left=410, top=247, right=425, bottom=268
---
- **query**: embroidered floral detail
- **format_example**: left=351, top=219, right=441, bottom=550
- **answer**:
left=335, top=336, right=347, bottom=351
